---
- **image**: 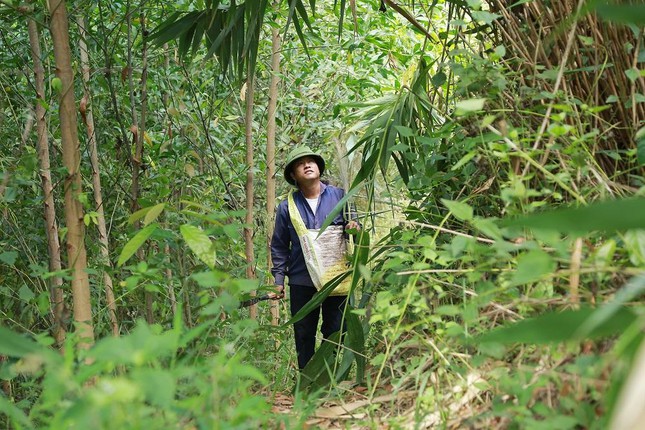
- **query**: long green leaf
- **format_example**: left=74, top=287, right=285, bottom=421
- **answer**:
left=143, top=203, right=166, bottom=226
left=477, top=306, right=637, bottom=345
left=318, top=185, right=363, bottom=235
left=594, top=3, right=645, bottom=25
left=577, top=275, right=645, bottom=338
left=117, top=223, right=158, bottom=267
left=148, top=12, right=202, bottom=47
left=284, top=272, right=348, bottom=326
left=299, top=331, right=342, bottom=391
left=501, top=198, right=645, bottom=234
left=345, top=310, right=366, bottom=382
left=350, top=229, right=370, bottom=293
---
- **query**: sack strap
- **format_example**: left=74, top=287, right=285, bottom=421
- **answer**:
left=288, top=192, right=308, bottom=235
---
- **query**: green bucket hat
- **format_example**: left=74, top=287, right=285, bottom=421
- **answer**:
left=283, top=146, right=325, bottom=185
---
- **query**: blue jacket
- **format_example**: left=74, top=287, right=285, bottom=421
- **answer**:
left=271, top=183, right=348, bottom=287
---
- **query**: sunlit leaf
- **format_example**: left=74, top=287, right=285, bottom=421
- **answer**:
left=180, top=224, right=216, bottom=269
left=441, top=199, right=474, bottom=221
left=143, top=203, right=166, bottom=226
left=117, top=223, right=158, bottom=267
left=455, top=98, right=486, bottom=113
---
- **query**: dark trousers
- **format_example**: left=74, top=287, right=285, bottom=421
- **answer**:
left=289, top=284, right=347, bottom=370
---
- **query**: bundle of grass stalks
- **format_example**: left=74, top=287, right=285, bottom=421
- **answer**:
left=488, top=0, right=644, bottom=186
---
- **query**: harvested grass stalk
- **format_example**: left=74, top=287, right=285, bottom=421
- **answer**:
left=488, top=0, right=644, bottom=184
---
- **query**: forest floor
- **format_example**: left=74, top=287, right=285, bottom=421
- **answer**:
left=268, top=371, right=487, bottom=429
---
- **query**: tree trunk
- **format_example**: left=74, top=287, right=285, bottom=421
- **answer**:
left=139, top=11, right=152, bottom=324
left=244, top=73, right=257, bottom=320
left=27, top=12, right=68, bottom=347
left=76, top=14, right=120, bottom=337
left=127, top=7, right=153, bottom=324
left=266, top=26, right=281, bottom=326
left=161, top=45, right=177, bottom=318
left=48, top=0, right=94, bottom=349
left=164, top=244, right=177, bottom=316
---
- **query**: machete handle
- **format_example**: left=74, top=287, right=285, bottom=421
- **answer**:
left=239, top=294, right=277, bottom=308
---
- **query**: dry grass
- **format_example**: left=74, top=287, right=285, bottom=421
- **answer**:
left=488, top=0, right=644, bottom=182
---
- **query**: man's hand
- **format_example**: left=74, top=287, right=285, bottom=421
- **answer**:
left=267, top=285, right=285, bottom=299
left=345, top=220, right=361, bottom=234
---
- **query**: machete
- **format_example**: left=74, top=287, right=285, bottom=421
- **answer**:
left=239, top=294, right=280, bottom=308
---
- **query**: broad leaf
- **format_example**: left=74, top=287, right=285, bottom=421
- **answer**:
left=455, top=98, right=486, bottom=113
left=180, top=224, right=217, bottom=269
left=117, top=223, right=158, bottom=267
left=0, top=325, right=43, bottom=357
left=442, top=199, right=474, bottom=222
left=509, top=249, right=556, bottom=287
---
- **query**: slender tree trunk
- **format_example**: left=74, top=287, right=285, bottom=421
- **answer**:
left=161, top=44, right=177, bottom=318
left=266, top=25, right=281, bottom=326
left=48, top=0, right=95, bottom=349
left=139, top=11, right=152, bottom=324
left=27, top=12, right=68, bottom=346
left=76, top=15, right=120, bottom=337
left=164, top=244, right=177, bottom=316
left=244, top=73, right=257, bottom=319
left=127, top=6, right=153, bottom=323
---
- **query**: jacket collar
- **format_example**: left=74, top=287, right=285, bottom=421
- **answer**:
left=296, top=181, right=327, bottom=199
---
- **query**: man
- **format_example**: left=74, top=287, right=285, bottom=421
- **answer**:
left=270, top=145, right=360, bottom=370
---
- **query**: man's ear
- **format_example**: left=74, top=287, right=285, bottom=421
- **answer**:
left=290, top=171, right=296, bottom=181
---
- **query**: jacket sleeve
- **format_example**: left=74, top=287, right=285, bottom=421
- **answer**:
left=270, top=201, right=290, bottom=286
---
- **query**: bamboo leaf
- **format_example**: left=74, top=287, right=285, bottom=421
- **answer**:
left=117, top=223, right=158, bottom=267
left=299, top=331, right=342, bottom=391
left=477, top=306, right=637, bottom=345
left=594, top=3, right=645, bottom=25
left=318, top=186, right=363, bottom=235
left=148, top=12, right=202, bottom=47
left=501, top=198, right=645, bottom=234
left=128, top=206, right=154, bottom=225
left=285, top=273, right=348, bottom=326
left=576, top=275, right=645, bottom=338
left=345, top=309, right=366, bottom=382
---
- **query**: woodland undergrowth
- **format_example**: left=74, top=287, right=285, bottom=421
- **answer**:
left=1, top=1, right=644, bottom=429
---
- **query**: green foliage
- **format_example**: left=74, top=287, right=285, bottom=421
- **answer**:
left=0, top=315, right=279, bottom=429
left=2, top=0, right=645, bottom=427
left=148, top=0, right=310, bottom=78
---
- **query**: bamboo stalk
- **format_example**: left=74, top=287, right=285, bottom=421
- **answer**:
left=569, top=238, right=583, bottom=307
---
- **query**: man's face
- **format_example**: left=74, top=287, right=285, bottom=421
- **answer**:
left=290, top=156, right=320, bottom=184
